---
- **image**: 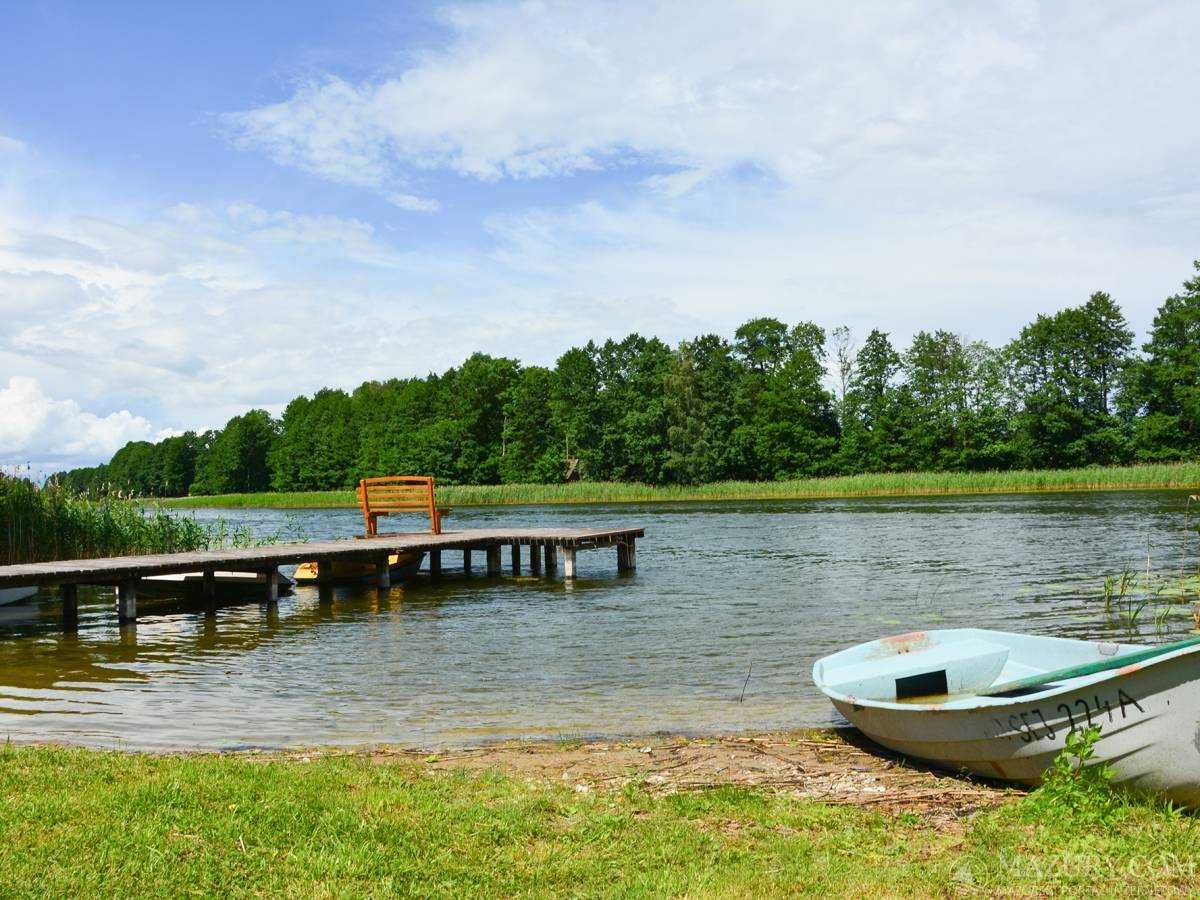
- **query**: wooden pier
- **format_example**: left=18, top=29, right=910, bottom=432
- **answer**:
left=0, top=526, right=643, bottom=625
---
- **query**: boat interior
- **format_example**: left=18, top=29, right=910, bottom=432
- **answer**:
left=813, top=628, right=1145, bottom=707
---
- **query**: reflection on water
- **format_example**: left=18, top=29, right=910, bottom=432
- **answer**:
left=0, top=491, right=1196, bottom=750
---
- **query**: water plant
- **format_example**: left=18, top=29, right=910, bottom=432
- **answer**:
left=1097, top=550, right=1196, bottom=638
left=0, top=473, right=253, bottom=565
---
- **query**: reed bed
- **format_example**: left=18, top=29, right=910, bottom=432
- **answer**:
left=0, top=475, right=211, bottom=565
left=160, top=461, right=1200, bottom=509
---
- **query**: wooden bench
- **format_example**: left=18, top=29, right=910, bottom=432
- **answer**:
left=357, top=476, right=451, bottom=536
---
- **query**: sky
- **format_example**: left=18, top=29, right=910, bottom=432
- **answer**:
left=1, top=0, right=1198, bottom=474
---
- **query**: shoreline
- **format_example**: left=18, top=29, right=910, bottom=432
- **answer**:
left=158, top=461, right=1200, bottom=508
left=8, top=728, right=1016, bottom=819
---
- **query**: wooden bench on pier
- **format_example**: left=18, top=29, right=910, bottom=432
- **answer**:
left=357, top=475, right=451, bottom=536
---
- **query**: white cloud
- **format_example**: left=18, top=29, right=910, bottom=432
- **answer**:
left=386, top=193, right=441, bottom=213
left=222, top=2, right=1200, bottom=205
left=0, top=376, right=163, bottom=470
left=0, top=134, right=26, bottom=155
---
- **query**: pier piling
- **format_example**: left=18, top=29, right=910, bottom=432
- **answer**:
left=61, top=583, right=78, bottom=626
left=117, top=579, right=137, bottom=623
left=202, top=571, right=217, bottom=614
left=264, top=568, right=279, bottom=604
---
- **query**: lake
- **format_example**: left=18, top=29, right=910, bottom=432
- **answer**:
left=1, top=491, right=1197, bottom=750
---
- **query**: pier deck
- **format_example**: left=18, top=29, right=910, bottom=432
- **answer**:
left=0, top=526, right=644, bottom=625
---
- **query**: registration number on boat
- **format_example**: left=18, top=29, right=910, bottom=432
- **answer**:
left=993, top=689, right=1144, bottom=743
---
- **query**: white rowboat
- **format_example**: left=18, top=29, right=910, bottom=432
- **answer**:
left=813, top=628, right=1200, bottom=806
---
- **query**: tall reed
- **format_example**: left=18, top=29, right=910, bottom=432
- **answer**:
left=162, top=461, right=1200, bottom=510
left=0, top=475, right=210, bottom=565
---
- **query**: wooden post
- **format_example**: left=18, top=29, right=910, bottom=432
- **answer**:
left=430, top=550, right=442, bottom=579
left=463, top=549, right=472, bottom=575
left=117, top=579, right=137, bottom=624
left=510, top=543, right=521, bottom=575
left=626, top=539, right=637, bottom=571
left=264, top=568, right=279, bottom=604
left=529, top=544, right=542, bottom=576
left=377, top=555, right=391, bottom=590
left=562, top=547, right=577, bottom=580
left=202, top=570, right=217, bottom=614
left=61, top=583, right=78, bottom=627
left=545, top=545, right=557, bottom=575
left=317, top=559, right=333, bottom=602
left=616, top=543, right=630, bottom=572
left=486, top=546, right=501, bottom=577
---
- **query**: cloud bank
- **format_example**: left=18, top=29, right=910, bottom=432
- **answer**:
left=0, top=377, right=163, bottom=471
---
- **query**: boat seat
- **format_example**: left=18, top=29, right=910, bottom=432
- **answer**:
left=819, top=638, right=1010, bottom=702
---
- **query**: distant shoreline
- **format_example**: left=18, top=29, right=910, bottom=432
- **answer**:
left=158, top=461, right=1200, bottom=509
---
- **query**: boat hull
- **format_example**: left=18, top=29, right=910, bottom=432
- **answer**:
left=829, top=645, right=1200, bottom=806
left=293, top=551, right=424, bottom=585
left=0, top=586, right=37, bottom=607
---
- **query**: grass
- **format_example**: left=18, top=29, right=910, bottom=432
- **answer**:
left=160, top=461, right=1200, bottom=509
left=0, top=742, right=1194, bottom=897
left=0, top=474, right=260, bottom=565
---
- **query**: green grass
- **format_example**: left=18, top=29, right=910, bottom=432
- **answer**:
left=0, top=744, right=1194, bottom=897
left=160, top=461, right=1200, bottom=509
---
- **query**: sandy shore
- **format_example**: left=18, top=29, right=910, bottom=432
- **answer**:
left=268, top=728, right=1019, bottom=829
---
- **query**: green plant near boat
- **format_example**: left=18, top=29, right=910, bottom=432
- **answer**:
left=1023, top=726, right=1126, bottom=825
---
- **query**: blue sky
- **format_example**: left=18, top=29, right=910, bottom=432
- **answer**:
left=2, top=1, right=1199, bottom=472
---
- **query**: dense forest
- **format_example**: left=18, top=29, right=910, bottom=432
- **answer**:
left=55, top=261, right=1200, bottom=496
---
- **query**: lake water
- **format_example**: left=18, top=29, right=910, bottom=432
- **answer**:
left=1, top=491, right=1197, bottom=750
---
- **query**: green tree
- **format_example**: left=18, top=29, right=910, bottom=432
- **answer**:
left=1006, top=292, right=1134, bottom=467
left=1124, top=261, right=1200, bottom=460
left=732, top=319, right=839, bottom=479
left=593, top=335, right=673, bottom=483
left=663, top=334, right=743, bottom=484
left=837, top=329, right=909, bottom=473
left=190, top=411, right=279, bottom=495
left=438, top=354, right=520, bottom=484
left=551, top=345, right=604, bottom=480
left=903, top=331, right=1014, bottom=470
left=158, top=432, right=200, bottom=496
left=271, top=390, right=358, bottom=490
left=500, top=366, right=564, bottom=483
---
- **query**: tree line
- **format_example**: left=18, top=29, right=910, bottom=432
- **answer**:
left=54, top=261, right=1200, bottom=496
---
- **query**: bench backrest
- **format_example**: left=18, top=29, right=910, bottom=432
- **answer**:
left=357, top=475, right=442, bottom=535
